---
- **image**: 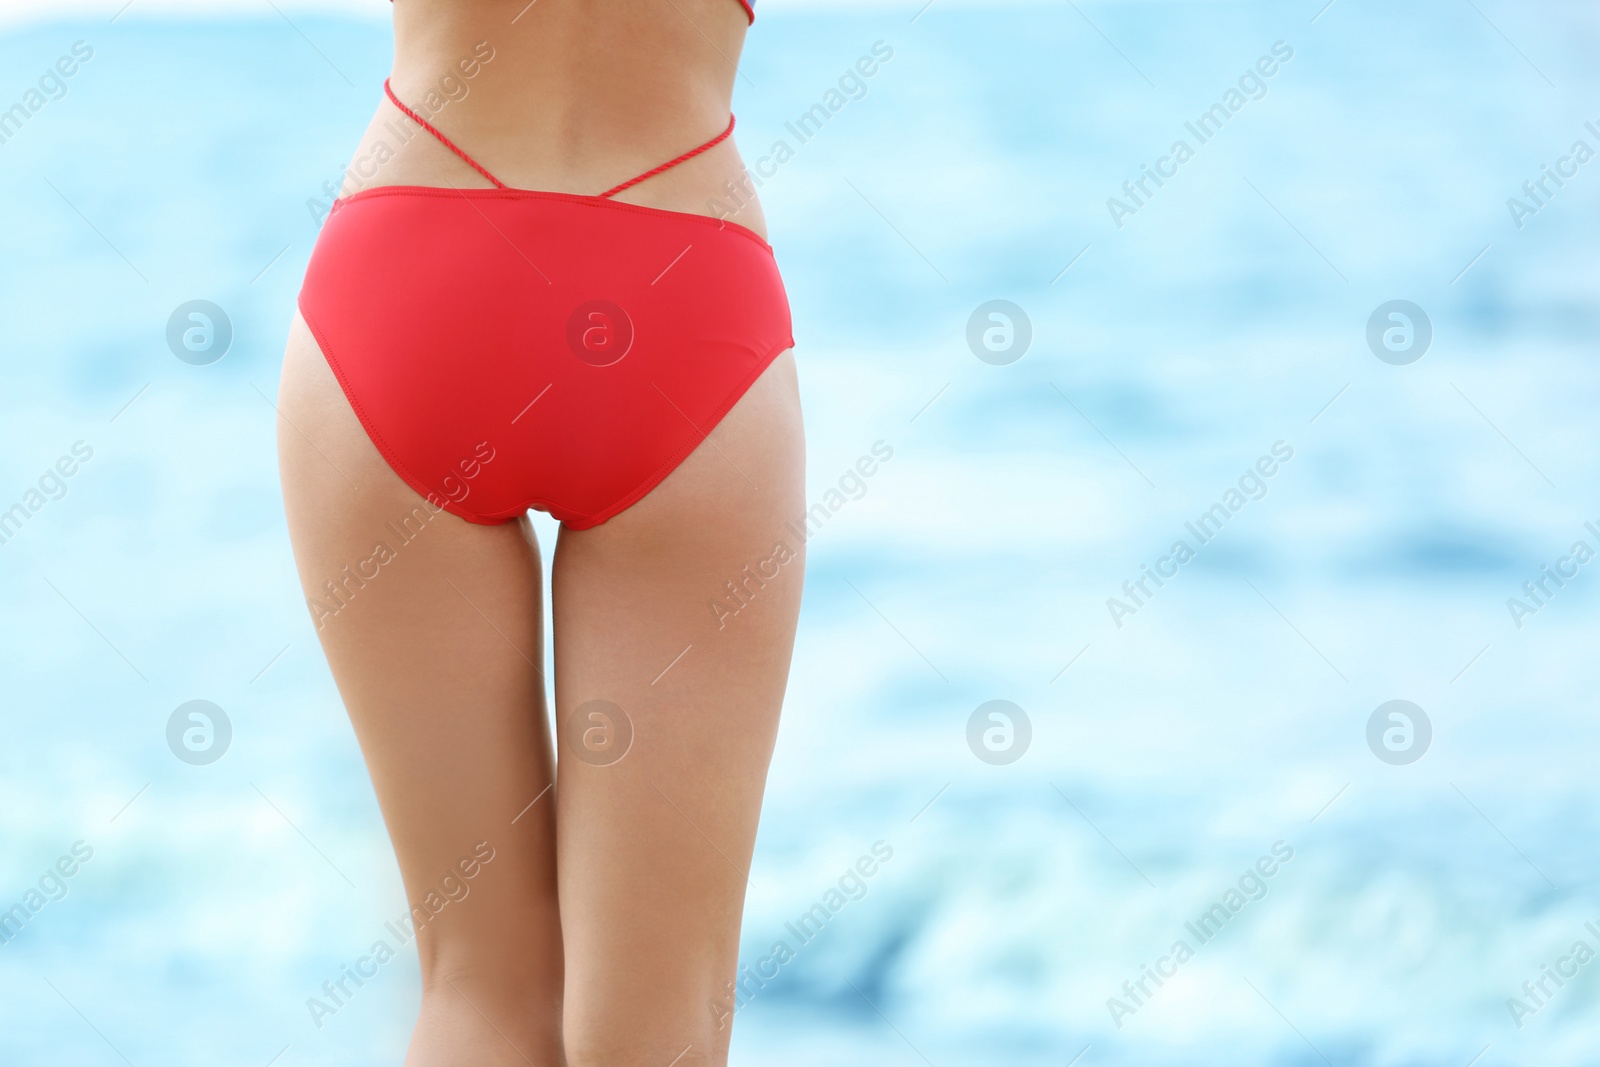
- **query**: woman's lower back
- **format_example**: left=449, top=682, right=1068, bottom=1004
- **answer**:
left=343, top=0, right=765, bottom=237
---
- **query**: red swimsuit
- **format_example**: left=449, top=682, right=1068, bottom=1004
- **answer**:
left=298, top=2, right=788, bottom=529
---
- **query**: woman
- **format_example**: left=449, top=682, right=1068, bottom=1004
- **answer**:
left=275, top=1, right=804, bottom=1063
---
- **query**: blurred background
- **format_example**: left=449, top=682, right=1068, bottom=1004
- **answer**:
left=3, top=0, right=1599, bottom=1063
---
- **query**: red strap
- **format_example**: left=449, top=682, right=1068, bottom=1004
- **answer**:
left=598, top=115, right=736, bottom=199
left=385, top=79, right=734, bottom=199
left=384, top=79, right=508, bottom=190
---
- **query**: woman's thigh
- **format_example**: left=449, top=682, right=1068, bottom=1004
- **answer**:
left=276, top=313, right=564, bottom=1063
left=551, top=351, right=806, bottom=1067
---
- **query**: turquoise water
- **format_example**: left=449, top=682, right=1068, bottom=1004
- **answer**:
left=3, top=2, right=1600, bottom=1064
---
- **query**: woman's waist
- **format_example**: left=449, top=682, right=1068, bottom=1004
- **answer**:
left=351, top=50, right=762, bottom=233
left=386, top=0, right=745, bottom=163
left=339, top=107, right=765, bottom=237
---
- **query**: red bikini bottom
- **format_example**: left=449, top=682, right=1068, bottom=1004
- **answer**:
left=296, top=83, right=794, bottom=528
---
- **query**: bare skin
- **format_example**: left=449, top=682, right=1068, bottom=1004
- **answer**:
left=276, top=2, right=803, bottom=1064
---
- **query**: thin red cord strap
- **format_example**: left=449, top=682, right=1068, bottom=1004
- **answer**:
left=385, top=78, right=734, bottom=199
left=384, top=78, right=508, bottom=190
left=599, top=115, right=736, bottom=199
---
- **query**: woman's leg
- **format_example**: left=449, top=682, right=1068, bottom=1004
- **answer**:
left=277, top=313, right=565, bottom=1066
left=551, top=352, right=806, bottom=1067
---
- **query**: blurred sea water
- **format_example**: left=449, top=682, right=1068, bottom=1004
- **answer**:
left=2, top=2, right=1600, bottom=1064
